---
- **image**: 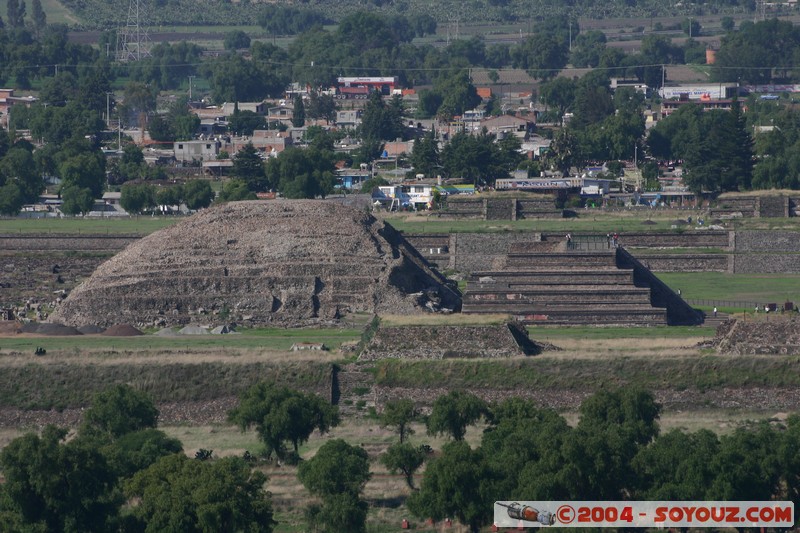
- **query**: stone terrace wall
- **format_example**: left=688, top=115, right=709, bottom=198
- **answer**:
left=440, top=196, right=563, bottom=220
left=486, top=198, right=514, bottom=220
left=632, top=254, right=730, bottom=272
left=358, top=323, right=537, bottom=360
left=736, top=231, right=800, bottom=252
left=541, top=231, right=730, bottom=248
left=734, top=254, right=800, bottom=274
left=452, top=233, right=543, bottom=272
left=714, top=318, right=800, bottom=355
left=759, top=196, right=789, bottom=218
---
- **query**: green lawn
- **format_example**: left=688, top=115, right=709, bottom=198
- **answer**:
left=385, top=214, right=684, bottom=234
left=656, top=272, right=800, bottom=306
left=0, top=217, right=181, bottom=234
left=0, top=327, right=361, bottom=353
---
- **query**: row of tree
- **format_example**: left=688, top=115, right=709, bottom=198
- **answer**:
left=5, top=383, right=798, bottom=533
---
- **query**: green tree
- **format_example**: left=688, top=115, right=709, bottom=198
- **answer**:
left=217, top=179, right=257, bottom=202
left=381, top=442, right=425, bottom=489
left=102, top=428, right=183, bottom=480
left=380, top=398, right=419, bottom=443
left=121, top=82, right=157, bottom=128
left=306, top=91, right=337, bottom=124
left=82, top=384, right=159, bottom=440
left=182, top=179, right=214, bottom=210
left=292, top=95, right=305, bottom=128
left=232, top=143, right=267, bottom=192
left=562, top=387, right=661, bottom=499
left=228, top=383, right=339, bottom=460
left=682, top=17, right=702, bottom=37
left=156, top=184, right=184, bottom=208
left=0, top=147, right=42, bottom=203
left=426, top=390, right=487, bottom=441
left=408, top=441, right=493, bottom=533
left=125, top=454, right=275, bottom=533
left=265, top=146, right=336, bottom=199
left=0, top=425, right=121, bottom=533
left=511, top=34, right=568, bottom=80
left=298, top=439, right=370, bottom=533
left=708, top=423, right=781, bottom=501
left=31, top=0, right=46, bottom=35
left=228, top=110, right=267, bottom=136
left=0, top=182, right=23, bottom=215
left=298, top=439, right=371, bottom=499
left=721, top=16, right=735, bottom=32
left=224, top=29, right=251, bottom=50
left=58, top=151, right=106, bottom=198
left=539, top=76, right=576, bottom=117
left=60, top=185, right=94, bottom=215
left=409, top=129, right=440, bottom=179
left=120, top=183, right=156, bottom=215
left=632, top=429, right=720, bottom=499
left=360, top=91, right=404, bottom=142
left=147, top=114, right=175, bottom=142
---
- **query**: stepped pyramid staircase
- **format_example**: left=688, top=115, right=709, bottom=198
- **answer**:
left=462, top=239, right=702, bottom=326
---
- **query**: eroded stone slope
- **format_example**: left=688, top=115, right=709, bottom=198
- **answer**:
left=51, top=201, right=459, bottom=327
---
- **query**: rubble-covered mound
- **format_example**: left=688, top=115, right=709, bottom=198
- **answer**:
left=713, top=317, right=800, bottom=355
left=359, top=322, right=554, bottom=360
left=50, top=201, right=460, bottom=328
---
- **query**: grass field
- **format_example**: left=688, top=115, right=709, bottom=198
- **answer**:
left=656, top=272, right=800, bottom=306
left=0, top=216, right=180, bottom=234
left=4, top=210, right=800, bottom=236
left=0, top=327, right=362, bottom=353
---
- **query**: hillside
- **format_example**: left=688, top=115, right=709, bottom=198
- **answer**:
left=59, top=0, right=750, bottom=30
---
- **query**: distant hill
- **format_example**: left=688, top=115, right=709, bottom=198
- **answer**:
left=59, top=0, right=751, bottom=31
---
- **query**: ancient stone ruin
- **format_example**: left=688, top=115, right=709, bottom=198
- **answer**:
left=50, top=201, right=460, bottom=328
left=712, top=317, right=800, bottom=355
left=358, top=322, right=552, bottom=361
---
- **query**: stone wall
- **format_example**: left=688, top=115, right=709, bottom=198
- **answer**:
left=542, top=231, right=730, bottom=248
left=358, top=323, right=539, bottom=360
left=440, top=196, right=563, bottom=220
left=451, top=233, right=543, bottom=272
left=735, top=231, right=800, bottom=252
left=734, top=254, right=800, bottom=274
left=759, top=196, right=789, bottom=218
left=632, top=254, right=730, bottom=272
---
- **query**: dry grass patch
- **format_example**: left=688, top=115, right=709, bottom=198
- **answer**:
left=540, top=337, right=708, bottom=358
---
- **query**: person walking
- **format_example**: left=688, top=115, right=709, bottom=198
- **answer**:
left=713, top=307, right=717, bottom=318
left=566, top=233, right=572, bottom=249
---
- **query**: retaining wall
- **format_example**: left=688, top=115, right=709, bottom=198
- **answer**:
left=451, top=233, right=543, bottom=272
left=734, top=254, right=800, bottom=274
left=631, top=254, right=730, bottom=272
left=735, top=231, right=800, bottom=253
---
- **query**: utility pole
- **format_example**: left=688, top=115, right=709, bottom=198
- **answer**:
left=188, top=75, right=195, bottom=101
left=106, top=92, right=112, bottom=129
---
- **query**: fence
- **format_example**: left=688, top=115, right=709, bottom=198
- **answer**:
left=569, top=235, right=616, bottom=251
left=685, top=299, right=795, bottom=311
